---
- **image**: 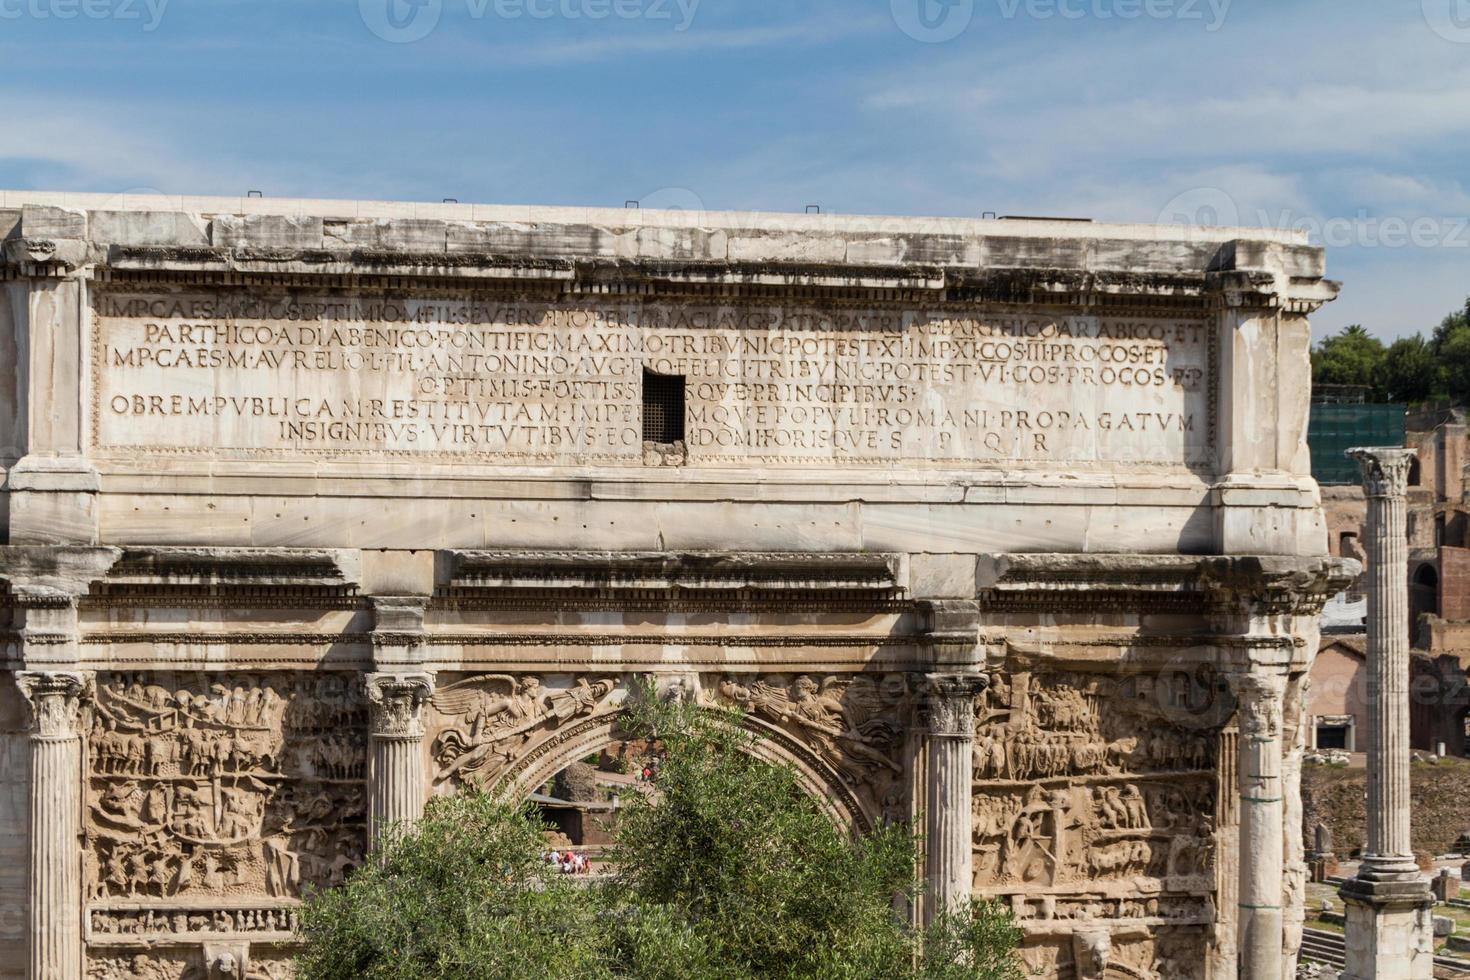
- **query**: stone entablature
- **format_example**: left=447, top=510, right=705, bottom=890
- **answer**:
left=2, top=193, right=1332, bottom=558
left=0, top=193, right=1347, bottom=980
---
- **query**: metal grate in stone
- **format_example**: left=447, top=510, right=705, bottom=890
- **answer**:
left=642, top=369, right=685, bottom=444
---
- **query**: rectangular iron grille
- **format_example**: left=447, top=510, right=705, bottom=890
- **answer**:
left=642, top=370, right=685, bottom=444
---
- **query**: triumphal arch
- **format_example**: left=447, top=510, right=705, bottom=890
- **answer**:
left=0, top=193, right=1351, bottom=979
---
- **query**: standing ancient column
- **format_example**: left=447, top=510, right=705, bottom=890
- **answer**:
left=365, top=673, right=434, bottom=845
left=1227, top=669, right=1287, bottom=980
left=923, top=673, right=986, bottom=921
left=17, top=671, right=89, bottom=980
left=1340, top=448, right=1434, bottom=980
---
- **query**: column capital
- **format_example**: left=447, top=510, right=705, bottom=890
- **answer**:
left=1225, top=670, right=1287, bottom=741
left=922, top=672, right=987, bottom=737
left=1348, top=447, right=1417, bottom=499
left=365, top=672, right=434, bottom=739
left=15, top=670, right=91, bottom=740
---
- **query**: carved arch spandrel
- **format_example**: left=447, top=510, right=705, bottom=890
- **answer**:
left=493, top=712, right=871, bottom=834
left=425, top=671, right=919, bottom=835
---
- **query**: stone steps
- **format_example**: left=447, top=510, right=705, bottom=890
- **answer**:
left=1301, top=927, right=1346, bottom=969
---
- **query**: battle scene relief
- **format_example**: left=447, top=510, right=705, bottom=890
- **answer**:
left=973, top=665, right=1225, bottom=978
left=84, top=671, right=367, bottom=962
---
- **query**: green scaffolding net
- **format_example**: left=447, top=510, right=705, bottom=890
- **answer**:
left=1307, top=403, right=1406, bottom=485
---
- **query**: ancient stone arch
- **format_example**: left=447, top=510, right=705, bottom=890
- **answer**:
left=0, top=194, right=1353, bottom=980
left=491, top=704, right=872, bottom=833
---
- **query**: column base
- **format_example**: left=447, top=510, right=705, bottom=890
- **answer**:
left=1338, top=877, right=1435, bottom=980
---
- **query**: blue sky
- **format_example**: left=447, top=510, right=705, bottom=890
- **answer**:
left=2, top=0, right=1467, bottom=342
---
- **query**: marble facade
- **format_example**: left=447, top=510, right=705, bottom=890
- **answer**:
left=0, top=192, right=1351, bottom=979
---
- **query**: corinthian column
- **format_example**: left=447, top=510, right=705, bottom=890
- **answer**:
left=923, top=672, right=986, bottom=922
left=365, top=673, right=434, bottom=845
left=1227, top=669, right=1287, bottom=980
left=17, top=671, right=89, bottom=980
left=1340, top=448, right=1433, bottom=980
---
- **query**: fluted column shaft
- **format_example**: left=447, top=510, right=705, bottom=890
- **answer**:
left=923, top=673, right=985, bottom=922
left=18, top=672, right=88, bottom=980
left=366, top=673, right=434, bottom=846
left=1340, top=447, right=1434, bottom=980
left=1229, top=670, right=1287, bottom=980
left=1357, top=452, right=1415, bottom=875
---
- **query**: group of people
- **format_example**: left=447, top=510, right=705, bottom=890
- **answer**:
left=543, top=849, right=591, bottom=875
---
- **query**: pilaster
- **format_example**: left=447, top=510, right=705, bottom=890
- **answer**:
left=1280, top=674, right=1309, bottom=977
left=1225, top=669, right=1288, bottom=980
left=6, top=264, right=101, bottom=545
left=1201, top=554, right=1356, bottom=980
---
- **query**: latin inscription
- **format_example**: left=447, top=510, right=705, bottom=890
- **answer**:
left=93, top=293, right=1212, bottom=466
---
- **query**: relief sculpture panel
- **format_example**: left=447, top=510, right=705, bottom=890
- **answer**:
left=424, top=671, right=914, bottom=830
left=84, top=672, right=366, bottom=965
left=973, top=666, right=1223, bottom=979
left=706, top=672, right=914, bottom=826
left=427, top=673, right=621, bottom=793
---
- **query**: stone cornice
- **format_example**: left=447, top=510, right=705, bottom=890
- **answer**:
left=446, top=550, right=903, bottom=598
left=0, top=197, right=1336, bottom=310
left=101, top=547, right=360, bottom=589
left=0, top=546, right=122, bottom=597
left=975, top=553, right=1358, bottom=616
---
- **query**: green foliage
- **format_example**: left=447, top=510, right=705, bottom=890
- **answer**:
left=1310, top=301, right=1470, bottom=407
left=1311, top=324, right=1385, bottom=393
left=606, top=691, right=917, bottom=979
left=1432, top=301, right=1470, bottom=406
left=1379, top=335, right=1441, bottom=404
left=295, top=685, right=1023, bottom=980
left=917, top=905, right=1027, bottom=980
left=293, top=794, right=610, bottom=980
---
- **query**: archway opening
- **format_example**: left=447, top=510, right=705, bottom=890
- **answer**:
left=530, top=736, right=664, bottom=875
left=503, top=709, right=874, bottom=877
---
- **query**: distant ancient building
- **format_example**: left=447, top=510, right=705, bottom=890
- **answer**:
left=0, top=193, right=1351, bottom=980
